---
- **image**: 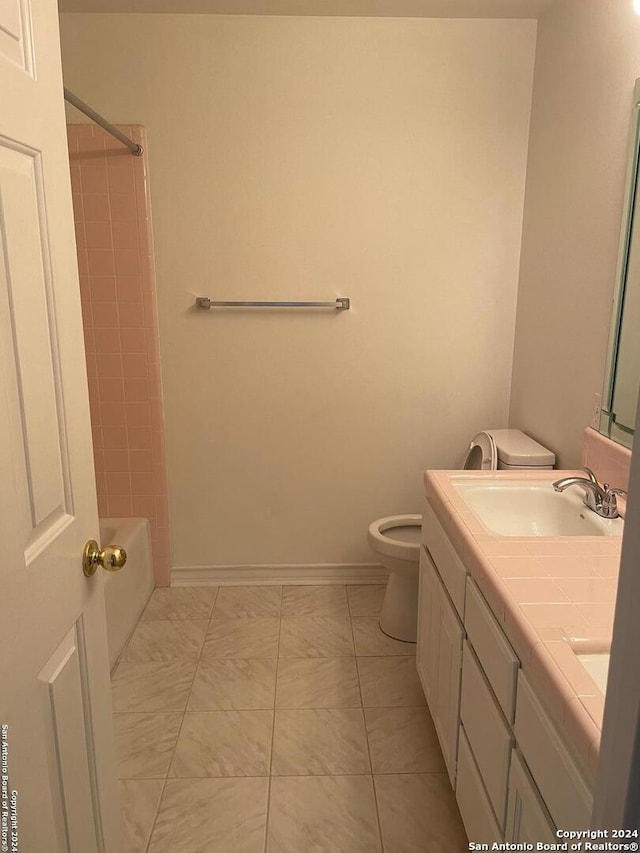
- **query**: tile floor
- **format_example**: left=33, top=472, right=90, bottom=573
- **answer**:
left=112, top=583, right=468, bottom=853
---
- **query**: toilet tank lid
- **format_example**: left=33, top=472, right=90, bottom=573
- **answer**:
left=487, top=429, right=556, bottom=467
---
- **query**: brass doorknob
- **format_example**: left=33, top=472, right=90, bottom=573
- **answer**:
left=83, top=539, right=127, bottom=577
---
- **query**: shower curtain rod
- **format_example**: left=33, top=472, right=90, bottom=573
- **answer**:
left=63, top=88, right=143, bottom=157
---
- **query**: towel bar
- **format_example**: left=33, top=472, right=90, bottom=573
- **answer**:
left=195, top=297, right=350, bottom=311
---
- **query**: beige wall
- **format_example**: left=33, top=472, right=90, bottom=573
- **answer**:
left=60, top=14, right=535, bottom=569
left=509, top=0, right=640, bottom=468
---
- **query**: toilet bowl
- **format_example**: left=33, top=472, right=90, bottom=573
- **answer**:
left=367, top=514, right=422, bottom=642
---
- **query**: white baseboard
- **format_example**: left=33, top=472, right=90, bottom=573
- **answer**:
left=171, top=563, right=388, bottom=587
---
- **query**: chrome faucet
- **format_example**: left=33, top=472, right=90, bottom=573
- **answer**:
left=552, top=467, right=627, bottom=519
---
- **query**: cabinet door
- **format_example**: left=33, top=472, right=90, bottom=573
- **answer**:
left=460, top=641, right=513, bottom=827
left=457, top=727, right=503, bottom=844
left=435, top=579, right=465, bottom=785
left=515, top=673, right=592, bottom=829
left=417, top=548, right=440, bottom=708
left=417, top=548, right=465, bottom=786
left=506, top=750, right=557, bottom=844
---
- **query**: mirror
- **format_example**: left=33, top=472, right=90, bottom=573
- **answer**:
left=600, top=78, right=640, bottom=449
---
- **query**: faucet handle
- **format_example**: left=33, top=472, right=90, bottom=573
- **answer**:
left=607, top=487, right=628, bottom=498
left=600, top=486, right=627, bottom=519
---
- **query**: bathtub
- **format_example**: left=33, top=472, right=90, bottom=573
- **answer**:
left=100, top=517, right=155, bottom=670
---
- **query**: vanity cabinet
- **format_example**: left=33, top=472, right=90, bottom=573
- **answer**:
left=419, top=495, right=593, bottom=843
left=417, top=548, right=464, bottom=786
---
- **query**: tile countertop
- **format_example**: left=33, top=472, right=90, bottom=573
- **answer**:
left=424, top=469, right=622, bottom=784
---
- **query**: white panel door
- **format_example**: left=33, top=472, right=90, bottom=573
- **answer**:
left=0, top=0, right=122, bottom=849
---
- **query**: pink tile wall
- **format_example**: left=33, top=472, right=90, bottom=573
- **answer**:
left=68, top=123, right=171, bottom=587
left=581, top=427, right=632, bottom=492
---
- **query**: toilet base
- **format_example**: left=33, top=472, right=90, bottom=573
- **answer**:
left=379, top=564, right=419, bottom=643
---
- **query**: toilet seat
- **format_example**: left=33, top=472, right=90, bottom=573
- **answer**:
left=368, top=514, right=422, bottom=562
left=464, top=431, right=497, bottom=470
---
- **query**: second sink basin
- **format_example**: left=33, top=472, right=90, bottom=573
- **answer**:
left=576, top=652, right=610, bottom=693
left=453, top=479, right=624, bottom=538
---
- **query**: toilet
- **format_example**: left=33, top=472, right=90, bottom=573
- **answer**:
left=462, top=429, right=555, bottom=472
left=368, top=429, right=555, bottom=642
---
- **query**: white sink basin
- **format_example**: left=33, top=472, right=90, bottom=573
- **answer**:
left=453, top=479, right=624, bottom=538
left=576, top=653, right=610, bottom=693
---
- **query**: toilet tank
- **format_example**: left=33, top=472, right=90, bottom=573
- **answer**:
left=490, top=429, right=555, bottom=470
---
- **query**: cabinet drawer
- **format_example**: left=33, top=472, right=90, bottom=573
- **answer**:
left=460, top=641, right=513, bottom=828
left=465, top=578, right=519, bottom=722
left=515, top=673, right=592, bottom=830
left=422, top=498, right=466, bottom=618
left=456, top=726, right=502, bottom=844
left=506, top=749, right=556, bottom=844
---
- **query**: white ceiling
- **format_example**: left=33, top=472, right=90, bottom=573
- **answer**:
left=58, top=0, right=555, bottom=18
